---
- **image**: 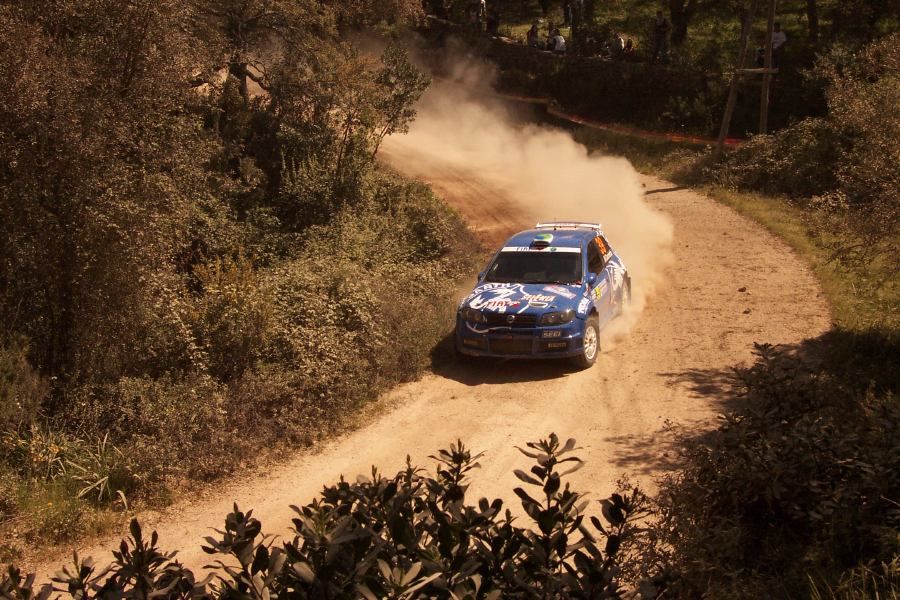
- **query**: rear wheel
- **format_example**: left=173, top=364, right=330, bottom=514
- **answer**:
left=571, top=315, right=600, bottom=369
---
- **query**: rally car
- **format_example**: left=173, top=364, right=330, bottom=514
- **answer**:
left=455, top=222, right=631, bottom=368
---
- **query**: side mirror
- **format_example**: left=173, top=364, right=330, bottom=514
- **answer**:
left=477, top=271, right=485, bottom=280
left=586, top=273, right=597, bottom=285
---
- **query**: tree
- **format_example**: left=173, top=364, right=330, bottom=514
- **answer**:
left=0, top=0, right=215, bottom=381
left=192, top=0, right=334, bottom=103
left=669, top=0, right=700, bottom=46
left=372, top=43, right=431, bottom=156
left=806, top=0, right=819, bottom=44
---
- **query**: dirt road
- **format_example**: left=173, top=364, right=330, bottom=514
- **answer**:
left=32, top=141, right=830, bottom=579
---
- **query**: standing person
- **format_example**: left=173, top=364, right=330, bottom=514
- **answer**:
left=486, top=8, right=500, bottom=35
left=564, top=1, right=573, bottom=26
left=612, top=30, right=625, bottom=57
left=652, top=10, right=670, bottom=63
left=771, top=22, right=787, bottom=68
left=527, top=21, right=540, bottom=47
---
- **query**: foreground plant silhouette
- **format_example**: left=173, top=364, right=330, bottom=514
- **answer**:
left=2, top=434, right=662, bottom=599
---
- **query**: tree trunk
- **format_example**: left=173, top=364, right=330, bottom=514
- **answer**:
left=584, top=0, right=596, bottom=24
left=229, top=62, right=250, bottom=104
left=806, top=0, right=818, bottom=43
left=669, top=0, right=697, bottom=46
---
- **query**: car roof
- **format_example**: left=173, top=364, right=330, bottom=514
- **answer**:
left=503, top=227, right=596, bottom=249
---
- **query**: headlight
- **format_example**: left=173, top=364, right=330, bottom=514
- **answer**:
left=541, top=309, right=575, bottom=325
left=461, top=307, right=486, bottom=323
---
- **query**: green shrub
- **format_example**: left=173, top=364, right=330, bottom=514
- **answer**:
left=651, top=337, right=900, bottom=597
left=3, top=434, right=663, bottom=599
left=191, top=255, right=273, bottom=382
left=715, top=117, right=841, bottom=197
left=0, top=339, right=47, bottom=432
left=0, top=466, right=17, bottom=523
left=62, top=375, right=231, bottom=485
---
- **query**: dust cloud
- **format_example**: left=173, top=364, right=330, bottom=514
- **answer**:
left=382, top=52, right=674, bottom=337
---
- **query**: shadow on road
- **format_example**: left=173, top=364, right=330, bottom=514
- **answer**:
left=659, top=365, right=745, bottom=414
left=430, top=331, right=577, bottom=385
left=644, top=185, right=685, bottom=195
left=599, top=429, right=684, bottom=476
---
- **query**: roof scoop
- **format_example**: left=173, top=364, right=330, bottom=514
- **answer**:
left=531, top=233, right=553, bottom=249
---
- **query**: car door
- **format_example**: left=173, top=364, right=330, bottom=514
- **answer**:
left=586, top=237, right=612, bottom=322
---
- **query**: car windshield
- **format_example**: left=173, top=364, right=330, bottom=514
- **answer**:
left=484, top=251, right=582, bottom=284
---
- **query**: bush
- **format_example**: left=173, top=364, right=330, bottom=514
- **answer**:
left=0, top=339, right=47, bottom=432
left=62, top=375, right=233, bottom=486
left=651, top=338, right=900, bottom=597
left=2, top=434, right=663, bottom=599
left=191, top=255, right=273, bottom=382
left=0, top=466, right=17, bottom=523
left=715, top=117, right=841, bottom=197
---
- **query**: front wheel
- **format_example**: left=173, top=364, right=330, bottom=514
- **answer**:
left=571, top=315, right=600, bottom=369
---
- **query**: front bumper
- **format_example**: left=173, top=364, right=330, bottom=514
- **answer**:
left=455, top=316, right=586, bottom=359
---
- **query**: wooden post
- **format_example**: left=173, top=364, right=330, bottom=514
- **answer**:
left=759, top=0, right=777, bottom=133
left=714, top=3, right=757, bottom=162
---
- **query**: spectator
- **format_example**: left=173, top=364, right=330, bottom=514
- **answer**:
left=755, top=24, right=787, bottom=69
left=612, top=30, right=625, bottom=56
left=550, top=28, right=567, bottom=53
left=652, top=10, right=670, bottom=63
left=467, top=3, right=481, bottom=31
left=527, top=21, right=540, bottom=47
left=771, top=22, right=787, bottom=68
left=486, top=9, right=500, bottom=35
left=564, top=1, right=573, bottom=27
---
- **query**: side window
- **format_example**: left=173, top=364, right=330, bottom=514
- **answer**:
left=595, top=236, right=612, bottom=259
left=587, top=241, right=605, bottom=273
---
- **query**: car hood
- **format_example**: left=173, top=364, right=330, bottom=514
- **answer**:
left=461, top=282, right=584, bottom=314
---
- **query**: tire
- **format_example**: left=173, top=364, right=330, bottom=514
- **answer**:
left=571, top=315, right=600, bottom=369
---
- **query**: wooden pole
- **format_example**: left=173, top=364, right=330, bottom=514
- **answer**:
left=714, top=3, right=756, bottom=162
left=759, top=0, right=776, bottom=133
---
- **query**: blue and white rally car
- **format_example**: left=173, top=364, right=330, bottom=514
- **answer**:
left=455, top=222, right=631, bottom=369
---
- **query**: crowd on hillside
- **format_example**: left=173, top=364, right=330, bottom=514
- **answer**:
left=423, top=0, right=658, bottom=61
left=423, top=1, right=788, bottom=68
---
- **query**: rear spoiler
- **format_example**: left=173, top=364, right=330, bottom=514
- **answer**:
left=535, top=222, right=602, bottom=231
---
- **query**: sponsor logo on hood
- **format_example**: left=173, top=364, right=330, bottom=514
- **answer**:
left=465, top=282, right=580, bottom=313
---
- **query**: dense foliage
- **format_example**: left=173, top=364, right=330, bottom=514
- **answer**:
left=1, top=435, right=662, bottom=599
left=650, top=334, right=899, bottom=597
left=0, top=0, right=476, bottom=554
